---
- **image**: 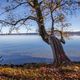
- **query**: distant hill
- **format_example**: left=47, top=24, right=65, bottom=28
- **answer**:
left=66, top=31, right=80, bottom=35
left=0, top=33, right=39, bottom=35
left=0, top=31, right=80, bottom=35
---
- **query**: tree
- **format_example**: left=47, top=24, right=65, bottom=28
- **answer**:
left=0, top=0, right=80, bottom=67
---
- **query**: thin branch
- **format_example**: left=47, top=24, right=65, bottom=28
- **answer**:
left=27, top=1, right=34, bottom=8
left=0, top=2, right=27, bottom=16
left=54, top=29, right=65, bottom=44
left=52, top=1, right=80, bottom=12
left=49, top=0, right=54, bottom=34
left=0, top=16, right=38, bottom=25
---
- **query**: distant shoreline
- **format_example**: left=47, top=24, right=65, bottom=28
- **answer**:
left=0, top=32, right=80, bottom=35
left=0, top=33, right=39, bottom=35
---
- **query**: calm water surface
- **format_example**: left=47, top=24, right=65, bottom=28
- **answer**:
left=0, top=35, right=80, bottom=64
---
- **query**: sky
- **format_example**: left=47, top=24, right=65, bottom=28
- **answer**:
left=67, top=14, right=80, bottom=31
left=0, top=0, right=80, bottom=33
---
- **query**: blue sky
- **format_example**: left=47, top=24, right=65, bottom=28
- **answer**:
left=0, top=0, right=80, bottom=33
left=67, top=14, right=80, bottom=31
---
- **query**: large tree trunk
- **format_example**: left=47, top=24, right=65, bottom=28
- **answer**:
left=33, top=0, right=71, bottom=67
left=49, top=35, right=71, bottom=66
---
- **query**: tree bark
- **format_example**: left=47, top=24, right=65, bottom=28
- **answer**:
left=33, top=0, right=71, bottom=67
left=49, top=35, right=71, bottom=66
left=33, top=0, right=49, bottom=44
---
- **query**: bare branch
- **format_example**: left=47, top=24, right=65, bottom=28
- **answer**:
left=27, top=1, right=34, bottom=8
left=0, top=16, right=38, bottom=25
left=52, top=1, right=80, bottom=12
left=0, top=2, right=27, bottom=16
left=49, top=0, right=54, bottom=34
left=54, top=29, right=65, bottom=44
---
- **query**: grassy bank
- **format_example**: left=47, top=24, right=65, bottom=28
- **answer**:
left=0, top=63, right=80, bottom=80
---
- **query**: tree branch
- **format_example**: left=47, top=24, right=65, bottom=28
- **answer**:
left=49, top=0, right=54, bottom=34
left=52, top=1, right=80, bottom=12
left=0, top=16, right=38, bottom=25
left=0, top=2, right=27, bottom=16
left=54, top=29, right=65, bottom=44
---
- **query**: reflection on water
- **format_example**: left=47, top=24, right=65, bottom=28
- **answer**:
left=0, top=35, right=80, bottom=64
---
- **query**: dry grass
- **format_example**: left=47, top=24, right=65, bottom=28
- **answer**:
left=0, top=63, right=80, bottom=80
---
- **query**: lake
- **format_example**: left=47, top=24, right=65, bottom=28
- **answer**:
left=0, top=35, right=80, bottom=64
